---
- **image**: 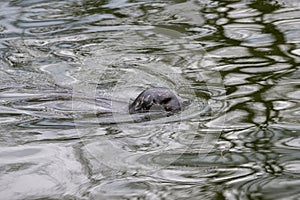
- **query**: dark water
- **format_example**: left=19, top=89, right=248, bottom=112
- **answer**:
left=0, top=0, right=300, bottom=199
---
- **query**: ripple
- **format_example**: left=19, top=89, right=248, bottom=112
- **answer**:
left=276, top=137, right=300, bottom=150
left=283, top=160, right=300, bottom=175
left=240, top=177, right=300, bottom=199
left=263, top=82, right=300, bottom=101
left=273, top=100, right=297, bottom=110
left=88, top=178, right=156, bottom=199
left=227, top=6, right=260, bottom=19
left=80, top=124, right=219, bottom=172
left=212, top=166, right=256, bottom=184
left=189, top=25, right=218, bottom=39
left=265, top=9, right=300, bottom=43
left=0, top=144, right=88, bottom=199
left=210, top=46, right=251, bottom=58
left=241, top=63, right=292, bottom=73
left=223, top=23, right=276, bottom=47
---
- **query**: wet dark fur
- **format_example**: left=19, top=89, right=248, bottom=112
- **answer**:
left=129, top=87, right=182, bottom=114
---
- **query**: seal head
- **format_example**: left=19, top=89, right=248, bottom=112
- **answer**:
left=129, top=87, right=184, bottom=114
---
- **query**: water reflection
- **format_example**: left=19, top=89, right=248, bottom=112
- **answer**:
left=0, top=0, right=300, bottom=199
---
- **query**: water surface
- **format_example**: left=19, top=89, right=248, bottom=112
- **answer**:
left=0, top=0, right=300, bottom=199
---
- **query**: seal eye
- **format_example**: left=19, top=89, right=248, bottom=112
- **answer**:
left=161, top=97, right=171, bottom=104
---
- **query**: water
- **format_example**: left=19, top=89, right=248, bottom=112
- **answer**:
left=0, top=0, right=300, bottom=199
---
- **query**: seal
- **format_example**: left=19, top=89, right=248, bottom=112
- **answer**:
left=129, top=87, right=184, bottom=114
